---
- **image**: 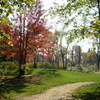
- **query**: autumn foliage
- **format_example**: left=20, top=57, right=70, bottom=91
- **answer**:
left=0, top=0, right=55, bottom=76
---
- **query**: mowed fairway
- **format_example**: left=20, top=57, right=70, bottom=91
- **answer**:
left=0, top=69, right=100, bottom=99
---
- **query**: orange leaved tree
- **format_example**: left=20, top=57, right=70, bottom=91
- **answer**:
left=0, top=0, right=55, bottom=76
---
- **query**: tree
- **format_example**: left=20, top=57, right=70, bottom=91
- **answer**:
left=0, top=31, right=11, bottom=62
left=50, top=0, right=100, bottom=69
left=0, top=0, right=36, bottom=22
left=0, top=0, right=36, bottom=46
left=54, top=31, right=60, bottom=68
left=0, top=0, right=55, bottom=76
left=70, top=0, right=100, bottom=69
left=86, top=49, right=97, bottom=65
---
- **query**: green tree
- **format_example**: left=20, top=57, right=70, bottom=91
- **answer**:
left=0, top=0, right=36, bottom=40
left=87, top=50, right=97, bottom=65
left=50, top=0, right=100, bottom=69
left=0, top=0, right=36, bottom=22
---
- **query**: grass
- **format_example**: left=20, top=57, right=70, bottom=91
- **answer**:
left=72, top=83, right=100, bottom=100
left=0, top=68, right=100, bottom=100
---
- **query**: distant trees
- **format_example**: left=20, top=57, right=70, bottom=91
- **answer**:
left=80, top=49, right=97, bottom=67
left=48, top=0, right=100, bottom=70
left=71, top=46, right=98, bottom=67
left=86, top=50, right=97, bottom=65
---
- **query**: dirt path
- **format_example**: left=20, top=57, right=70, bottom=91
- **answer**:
left=17, top=82, right=94, bottom=100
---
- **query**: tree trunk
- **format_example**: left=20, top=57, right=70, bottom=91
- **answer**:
left=61, top=54, right=65, bottom=69
left=65, top=54, right=67, bottom=69
left=79, top=48, right=81, bottom=66
left=19, top=55, right=26, bottom=77
left=19, top=13, right=25, bottom=77
left=55, top=55, right=59, bottom=69
left=97, top=38, right=100, bottom=69
left=19, top=63, right=25, bottom=77
left=71, top=50, right=74, bottom=66
left=34, top=57, right=37, bottom=68
left=97, top=0, right=100, bottom=69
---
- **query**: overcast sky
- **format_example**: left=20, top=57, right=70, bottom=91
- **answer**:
left=42, top=0, right=65, bottom=9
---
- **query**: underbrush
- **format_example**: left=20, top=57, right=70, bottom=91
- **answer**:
left=0, top=61, right=19, bottom=79
left=67, top=64, right=99, bottom=73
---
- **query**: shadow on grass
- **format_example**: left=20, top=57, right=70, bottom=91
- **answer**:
left=0, top=78, right=27, bottom=93
left=0, top=75, right=43, bottom=99
left=0, top=68, right=62, bottom=99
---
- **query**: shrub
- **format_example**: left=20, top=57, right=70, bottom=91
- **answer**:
left=0, top=61, right=19, bottom=77
left=0, top=61, right=18, bottom=70
left=25, top=63, right=34, bottom=74
left=25, top=62, right=53, bottom=74
left=37, top=62, right=52, bottom=68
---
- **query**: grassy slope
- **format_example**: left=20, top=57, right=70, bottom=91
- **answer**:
left=0, top=68, right=100, bottom=99
left=72, top=83, right=100, bottom=100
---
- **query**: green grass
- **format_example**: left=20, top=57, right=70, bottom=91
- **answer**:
left=72, top=83, right=100, bottom=100
left=0, top=68, right=100, bottom=99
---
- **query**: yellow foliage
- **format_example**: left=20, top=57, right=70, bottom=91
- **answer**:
left=87, top=51, right=96, bottom=58
left=8, top=41, right=13, bottom=46
left=0, top=36, right=3, bottom=39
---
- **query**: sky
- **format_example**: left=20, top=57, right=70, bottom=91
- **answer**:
left=41, top=0, right=94, bottom=52
left=42, top=0, right=65, bottom=9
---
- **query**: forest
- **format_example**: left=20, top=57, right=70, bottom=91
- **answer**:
left=0, top=0, right=100, bottom=100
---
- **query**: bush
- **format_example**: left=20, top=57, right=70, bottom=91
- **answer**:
left=25, top=63, right=34, bottom=74
left=37, top=62, right=43, bottom=68
left=37, top=62, right=52, bottom=68
left=0, top=61, right=19, bottom=77
left=25, top=62, right=53, bottom=74
left=72, top=83, right=100, bottom=100
left=69, top=65, right=97, bottom=73
left=86, top=64, right=97, bottom=72
left=0, top=61, right=18, bottom=70
left=70, top=66, right=84, bottom=72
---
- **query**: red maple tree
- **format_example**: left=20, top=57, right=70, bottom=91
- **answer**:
left=0, top=0, right=55, bottom=76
